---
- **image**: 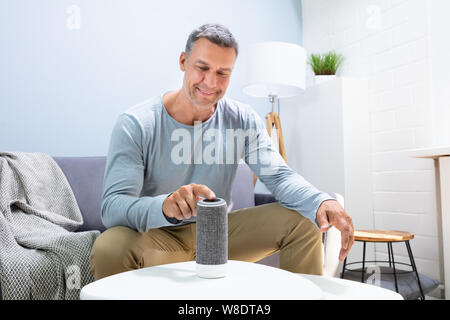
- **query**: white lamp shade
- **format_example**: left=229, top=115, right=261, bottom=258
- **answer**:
left=242, top=41, right=306, bottom=98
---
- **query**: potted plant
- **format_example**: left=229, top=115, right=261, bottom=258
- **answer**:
left=307, top=51, right=344, bottom=84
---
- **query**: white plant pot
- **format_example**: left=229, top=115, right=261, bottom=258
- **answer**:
left=315, top=75, right=337, bottom=85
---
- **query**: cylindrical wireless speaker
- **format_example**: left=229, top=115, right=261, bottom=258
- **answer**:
left=196, top=197, right=228, bottom=278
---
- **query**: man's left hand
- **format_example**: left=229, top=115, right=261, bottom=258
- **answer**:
left=316, top=200, right=354, bottom=262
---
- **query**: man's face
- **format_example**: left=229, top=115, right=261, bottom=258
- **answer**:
left=180, top=38, right=236, bottom=109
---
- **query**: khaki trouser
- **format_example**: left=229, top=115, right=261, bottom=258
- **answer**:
left=90, top=202, right=323, bottom=280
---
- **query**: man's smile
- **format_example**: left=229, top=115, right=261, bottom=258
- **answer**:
left=196, top=87, right=216, bottom=96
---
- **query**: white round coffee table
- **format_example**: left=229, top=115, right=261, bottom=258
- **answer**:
left=81, top=260, right=323, bottom=300
left=299, top=273, right=403, bottom=300
left=80, top=260, right=403, bottom=300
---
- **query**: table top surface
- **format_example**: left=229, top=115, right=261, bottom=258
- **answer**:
left=409, top=146, right=450, bottom=159
left=80, top=260, right=403, bottom=300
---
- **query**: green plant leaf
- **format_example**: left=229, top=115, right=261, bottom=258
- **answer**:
left=307, top=51, right=344, bottom=75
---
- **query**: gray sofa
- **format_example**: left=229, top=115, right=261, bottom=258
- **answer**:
left=3, top=156, right=439, bottom=300
left=0, top=156, right=280, bottom=299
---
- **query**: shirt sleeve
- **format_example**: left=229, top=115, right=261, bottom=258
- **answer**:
left=243, top=108, right=335, bottom=228
left=101, top=114, right=179, bottom=232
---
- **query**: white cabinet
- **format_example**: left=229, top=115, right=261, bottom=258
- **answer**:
left=283, top=77, right=373, bottom=262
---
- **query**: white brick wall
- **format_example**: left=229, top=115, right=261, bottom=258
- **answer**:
left=302, top=0, right=441, bottom=282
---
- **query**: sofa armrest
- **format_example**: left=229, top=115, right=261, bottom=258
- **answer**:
left=254, top=193, right=277, bottom=206
left=322, top=193, right=344, bottom=277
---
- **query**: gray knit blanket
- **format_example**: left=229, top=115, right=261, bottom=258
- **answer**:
left=0, top=151, right=99, bottom=300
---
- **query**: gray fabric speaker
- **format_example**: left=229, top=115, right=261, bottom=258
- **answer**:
left=196, top=197, right=228, bottom=278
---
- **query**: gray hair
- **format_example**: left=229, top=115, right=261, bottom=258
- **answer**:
left=185, top=24, right=239, bottom=58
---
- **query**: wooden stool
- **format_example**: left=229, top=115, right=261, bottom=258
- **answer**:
left=341, top=230, right=425, bottom=300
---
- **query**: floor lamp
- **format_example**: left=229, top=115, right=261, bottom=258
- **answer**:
left=242, top=41, right=306, bottom=185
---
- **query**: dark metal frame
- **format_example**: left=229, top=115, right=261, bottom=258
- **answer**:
left=341, top=239, right=425, bottom=300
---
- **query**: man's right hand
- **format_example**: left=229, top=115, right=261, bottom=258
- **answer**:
left=162, top=183, right=216, bottom=221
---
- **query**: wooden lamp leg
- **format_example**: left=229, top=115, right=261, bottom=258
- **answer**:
left=272, top=112, right=287, bottom=162
left=252, top=112, right=287, bottom=186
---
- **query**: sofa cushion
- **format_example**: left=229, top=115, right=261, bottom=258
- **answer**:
left=52, top=157, right=255, bottom=232
left=230, top=163, right=255, bottom=210
left=53, top=156, right=107, bottom=232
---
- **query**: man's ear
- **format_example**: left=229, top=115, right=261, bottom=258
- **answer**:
left=179, top=52, right=187, bottom=72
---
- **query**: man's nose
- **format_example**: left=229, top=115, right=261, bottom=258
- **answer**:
left=203, top=71, right=218, bottom=89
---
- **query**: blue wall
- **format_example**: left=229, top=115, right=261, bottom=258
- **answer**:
left=0, top=0, right=302, bottom=156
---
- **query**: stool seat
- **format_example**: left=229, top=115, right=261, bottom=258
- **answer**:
left=354, top=230, right=414, bottom=242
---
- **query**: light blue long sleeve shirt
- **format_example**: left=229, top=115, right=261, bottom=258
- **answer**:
left=101, top=95, right=334, bottom=232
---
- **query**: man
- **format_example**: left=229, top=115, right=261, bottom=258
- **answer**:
left=90, top=24, right=354, bottom=280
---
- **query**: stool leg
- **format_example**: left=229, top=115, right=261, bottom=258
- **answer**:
left=387, top=242, right=392, bottom=268
left=361, top=241, right=366, bottom=283
left=341, top=257, right=347, bottom=279
left=406, top=240, right=425, bottom=300
left=388, top=242, right=399, bottom=293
